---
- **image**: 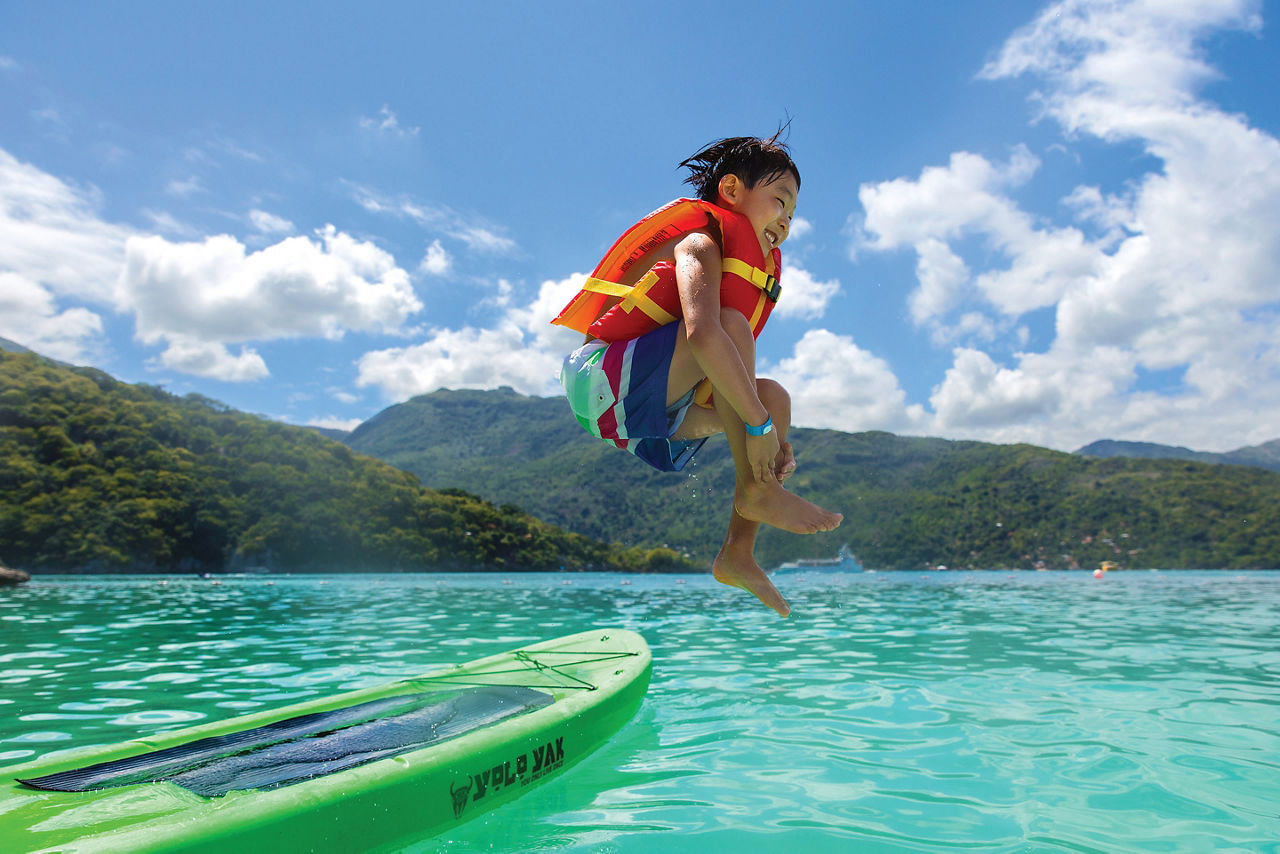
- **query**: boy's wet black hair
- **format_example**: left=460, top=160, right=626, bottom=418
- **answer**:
left=679, top=131, right=800, bottom=203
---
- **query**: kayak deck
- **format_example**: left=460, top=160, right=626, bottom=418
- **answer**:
left=18, top=685, right=553, bottom=797
left=1, top=628, right=650, bottom=853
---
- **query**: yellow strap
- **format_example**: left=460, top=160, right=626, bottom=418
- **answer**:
left=581, top=272, right=677, bottom=328
left=748, top=291, right=767, bottom=331
left=581, top=277, right=631, bottom=298
left=621, top=271, right=676, bottom=326
left=693, top=378, right=714, bottom=407
left=722, top=257, right=777, bottom=293
left=583, top=258, right=771, bottom=332
left=628, top=296, right=677, bottom=326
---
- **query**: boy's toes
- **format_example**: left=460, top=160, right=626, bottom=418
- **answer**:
left=776, top=442, right=796, bottom=480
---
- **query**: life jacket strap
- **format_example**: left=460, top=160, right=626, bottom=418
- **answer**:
left=580, top=277, right=630, bottom=298
left=722, top=257, right=781, bottom=302
left=581, top=271, right=677, bottom=327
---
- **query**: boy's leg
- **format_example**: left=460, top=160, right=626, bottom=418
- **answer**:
left=671, top=309, right=841, bottom=536
left=712, top=378, right=793, bottom=617
left=666, top=310, right=841, bottom=616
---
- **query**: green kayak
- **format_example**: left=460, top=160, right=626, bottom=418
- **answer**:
left=1, top=628, right=651, bottom=852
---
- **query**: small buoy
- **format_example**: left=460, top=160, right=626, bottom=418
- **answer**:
left=1093, top=568, right=1104, bottom=579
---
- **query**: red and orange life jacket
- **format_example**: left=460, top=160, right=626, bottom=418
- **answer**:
left=551, top=198, right=782, bottom=342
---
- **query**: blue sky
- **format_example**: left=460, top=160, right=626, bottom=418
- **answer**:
left=3, top=0, right=1278, bottom=452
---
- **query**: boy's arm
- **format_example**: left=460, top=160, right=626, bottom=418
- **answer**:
left=674, top=231, right=780, bottom=482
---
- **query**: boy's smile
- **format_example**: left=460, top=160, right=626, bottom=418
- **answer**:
left=718, top=172, right=800, bottom=258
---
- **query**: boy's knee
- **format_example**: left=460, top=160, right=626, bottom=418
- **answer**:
left=757, top=378, right=790, bottom=412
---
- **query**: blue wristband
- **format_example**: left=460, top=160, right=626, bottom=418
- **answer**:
left=744, top=416, right=773, bottom=436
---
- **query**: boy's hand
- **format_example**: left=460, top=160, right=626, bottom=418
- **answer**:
left=745, top=431, right=782, bottom=483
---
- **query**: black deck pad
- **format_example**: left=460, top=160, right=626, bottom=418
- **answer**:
left=18, top=685, right=553, bottom=797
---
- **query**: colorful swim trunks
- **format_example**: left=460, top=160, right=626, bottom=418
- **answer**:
left=560, top=322, right=707, bottom=472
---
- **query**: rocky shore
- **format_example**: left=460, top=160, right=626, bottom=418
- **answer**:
left=0, top=564, right=30, bottom=586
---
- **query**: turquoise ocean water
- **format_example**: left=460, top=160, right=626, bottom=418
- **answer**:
left=2, top=571, right=1278, bottom=853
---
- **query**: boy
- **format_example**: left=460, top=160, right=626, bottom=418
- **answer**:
left=553, top=135, right=842, bottom=617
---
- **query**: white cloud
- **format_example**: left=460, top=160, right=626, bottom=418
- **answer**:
left=152, top=339, right=268, bottom=382
left=348, top=182, right=519, bottom=256
left=0, top=147, right=131, bottom=305
left=859, top=146, right=1040, bottom=252
left=776, top=264, right=840, bottom=320
left=419, top=239, right=451, bottom=275
left=359, top=105, right=419, bottom=138
left=356, top=273, right=586, bottom=400
left=144, top=209, right=201, bottom=238
left=356, top=324, right=564, bottom=399
left=910, top=238, right=968, bottom=323
left=505, top=273, right=591, bottom=356
left=249, top=209, right=294, bottom=235
left=953, top=312, right=1000, bottom=344
left=32, top=106, right=66, bottom=133
left=1062, top=185, right=1132, bottom=241
left=0, top=147, right=439, bottom=385
left=306, top=415, right=363, bottom=431
left=328, top=388, right=359, bottom=404
left=448, top=225, right=518, bottom=255
left=0, top=56, right=18, bottom=71
left=166, top=176, right=204, bottom=197
left=979, top=0, right=1262, bottom=120
left=477, top=278, right=515, bottom=313
left=788, top=217, right=813, bottom=240
left=931, top=348, right=1068, bottom=431
left=119, top=226, right=422, bottom=381
left=0, top=272, right=104, bottom=362
left=852, top=0, right=1280, bottom=451
left=859, top=146, right=1099, bottom=320
left=762, top=329, right=926, bottom=433
left=207, top=137, right=265, bottom=164
left=182, top=138, right=264, bottom=169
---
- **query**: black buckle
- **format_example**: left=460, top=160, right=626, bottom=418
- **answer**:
left=764, top=277, right=781, bottom=302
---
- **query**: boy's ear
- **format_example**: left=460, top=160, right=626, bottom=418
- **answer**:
left=717, top=173, right=742, bottom=206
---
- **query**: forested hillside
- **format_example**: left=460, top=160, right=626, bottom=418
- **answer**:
left=346, top=389, right=1280, bottom=570
left=0, top=352, right=693, bottom=574
left=1077, top=439, right=1280, bottom=473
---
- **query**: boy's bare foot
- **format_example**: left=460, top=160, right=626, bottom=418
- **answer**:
left=734, top=480, right=842, bottom=535
left=713, top=544, right=790, bottom=617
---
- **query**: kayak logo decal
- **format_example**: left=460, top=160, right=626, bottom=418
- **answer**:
left=449, top=777, right=473, bottom=819
left=449, top=736, right=566, bottom=819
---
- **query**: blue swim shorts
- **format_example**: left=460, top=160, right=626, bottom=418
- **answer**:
left=559, top=322, right=707, bottom=472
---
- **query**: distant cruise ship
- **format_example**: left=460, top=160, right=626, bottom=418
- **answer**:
left=773, top=545, right=863, bottom=574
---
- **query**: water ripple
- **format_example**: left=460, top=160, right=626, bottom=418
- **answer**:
left=4, top=572, right=1280, bottom=852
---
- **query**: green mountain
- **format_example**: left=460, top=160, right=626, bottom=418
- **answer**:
left=1077, top=439, right=1280, bottom=474
left=346, top=389, right=1280, bottom=571
left=0, top=352, right=693, bottom=574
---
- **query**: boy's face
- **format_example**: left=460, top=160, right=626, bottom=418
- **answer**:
left=718, top=171, right=799, bottom=257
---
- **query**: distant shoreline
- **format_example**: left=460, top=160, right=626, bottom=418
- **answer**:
left=9, top=566, right=1279, bottom=579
